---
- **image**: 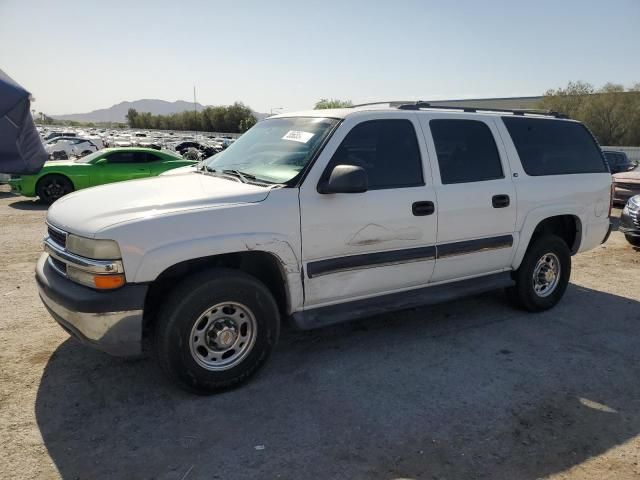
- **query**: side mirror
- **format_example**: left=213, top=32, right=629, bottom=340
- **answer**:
left=318, top=164, right=368, bottom=194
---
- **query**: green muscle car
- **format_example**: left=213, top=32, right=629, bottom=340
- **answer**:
left=9, top=147, right=196, bottom=204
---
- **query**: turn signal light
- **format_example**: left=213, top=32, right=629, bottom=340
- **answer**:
left=94, top=274, right=125, bottom=290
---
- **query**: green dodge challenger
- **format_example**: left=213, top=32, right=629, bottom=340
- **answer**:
left=9, top=147, right=197, bottom=204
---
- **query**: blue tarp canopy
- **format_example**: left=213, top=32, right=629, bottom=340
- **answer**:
left=0, top=69, right=47, bottom=174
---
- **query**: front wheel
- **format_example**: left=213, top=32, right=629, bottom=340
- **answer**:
left=36, top=174, right=74, bottom=204
left=625, top=235, right=640, bottom=247
left=506, top=235, right=571, bottom=312
left=153, top=268, right=280, bottom=394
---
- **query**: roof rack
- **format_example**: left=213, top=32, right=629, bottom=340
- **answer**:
left=395, top=101, right=569, bottom=119
left=348, top=101, right=411, bottom=108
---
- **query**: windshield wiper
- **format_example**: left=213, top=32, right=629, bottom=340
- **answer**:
left=201, top=166, right=277, bottom=185
left=221, top=169, right=259, bottom=183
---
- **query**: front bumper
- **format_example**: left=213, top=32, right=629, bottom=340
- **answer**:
left=36, top=253, right=148, bottom=356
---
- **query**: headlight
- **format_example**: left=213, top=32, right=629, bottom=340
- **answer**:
left=66, top=234, right=121, bottom=260
left=630, top=196, right=640, bottom=209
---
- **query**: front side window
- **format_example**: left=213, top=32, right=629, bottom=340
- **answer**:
left=204, top=117, right=339, bottom=184
left=328, top=119, right=423, bottom=189
left=502, top=117, right=607, bottom=176
left=430, top=119, right=504, bottom=184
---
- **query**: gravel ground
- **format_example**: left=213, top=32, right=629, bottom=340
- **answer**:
left=1, top=183, right=639, bottom=480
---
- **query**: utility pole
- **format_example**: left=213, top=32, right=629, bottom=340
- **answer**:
left=193, top=85, right=197, bottom=140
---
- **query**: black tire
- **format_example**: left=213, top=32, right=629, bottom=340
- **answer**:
left=36, top=174, right=74, bottom=204
left=506, top=235, right=571, bottom=312
left=625, top=235, right=640, bottom=247
left=153, top=268, right=280, bottom=394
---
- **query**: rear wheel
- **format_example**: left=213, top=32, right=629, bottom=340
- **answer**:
left=625, top=235, right=640, bottom=247
left=506, top=235, right=571, bottom=312
left=153, top=268, right=280, bottom=394
left=36, top=174, right=74, bottom=204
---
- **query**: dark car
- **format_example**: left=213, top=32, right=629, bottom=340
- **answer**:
left=603, top=150, right=635, bottom=174
left=620, top=195, right=640, bottom=247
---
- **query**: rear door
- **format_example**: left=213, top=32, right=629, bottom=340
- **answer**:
left=419, top=115, right=517, bottom=282
left=93, top=151, right=150, bottom=184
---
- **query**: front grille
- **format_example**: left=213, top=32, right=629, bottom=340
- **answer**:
left=47, top=225, right=67, bottom=248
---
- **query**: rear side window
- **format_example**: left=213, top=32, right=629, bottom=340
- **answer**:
left=106, top=152, right=148, bottom=164
left=502, top=117, right=607, bottom=176
left=430, top=119, right=504, bottom=184
left=329, top=119, right=423, bottom=189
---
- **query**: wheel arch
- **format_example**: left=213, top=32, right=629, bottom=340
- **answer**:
left=36, top=172, right=77, bottom=189
left=35, top=172, right=77, bottom=199
left=513, top=211, right=583, bottom=270
left=142, top=250, right=297, bottom=343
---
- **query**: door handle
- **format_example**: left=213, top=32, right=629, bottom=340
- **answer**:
left=492, top=194, right=510, bottom=208
left=412, top=201, right=435, bottom=216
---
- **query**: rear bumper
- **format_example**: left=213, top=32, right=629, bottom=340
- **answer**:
left=36, top=253, right=147, bottom=357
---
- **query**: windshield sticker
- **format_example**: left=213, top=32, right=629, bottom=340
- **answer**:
left=282, top=130, right=315, bottom=144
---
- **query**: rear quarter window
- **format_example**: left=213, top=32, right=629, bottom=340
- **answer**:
left=502, top=117, right=607, bottom=176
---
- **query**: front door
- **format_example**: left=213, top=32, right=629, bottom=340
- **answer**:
left=299, top=113, right=438, bottom=308
left=418, top=115, right=517, bottom=282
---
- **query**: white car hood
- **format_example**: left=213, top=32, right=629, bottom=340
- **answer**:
left=47, top=173, right=271, bottom=237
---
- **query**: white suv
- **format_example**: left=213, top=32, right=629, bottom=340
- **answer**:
left=36, top=103, right=612, bottom=393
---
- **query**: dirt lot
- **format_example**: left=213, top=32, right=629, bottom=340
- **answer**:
left=1, top=183, right=639, bottom=480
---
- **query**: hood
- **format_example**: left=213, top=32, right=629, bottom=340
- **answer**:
left=47, top=173, right=271, bottom=237
left=43, top=160, right=76, bottom=167
left=613, top=170, right=640, bottom=182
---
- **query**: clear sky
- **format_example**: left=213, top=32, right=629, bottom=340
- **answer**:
left=1, top=0, right=639, bottom=115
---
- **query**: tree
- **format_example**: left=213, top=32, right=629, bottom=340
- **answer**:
left=540, top=81, right=640, bottom=146
left=122, top=103, right=258, bottom=133
left=126, top=108, right=139, bottom=127
left=314, top=98, right=353, bottom=109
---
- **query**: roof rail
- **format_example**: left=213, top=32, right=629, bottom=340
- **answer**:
left=348, top=101, right=410, bottom=108
left=396, top=101, right=569, bottom=119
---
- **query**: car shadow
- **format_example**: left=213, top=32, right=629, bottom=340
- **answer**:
left=8, top=199, right=48, bottom=211
left=35, top=285, right=640, bottom=479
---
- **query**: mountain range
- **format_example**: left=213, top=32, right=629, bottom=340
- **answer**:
left=53, top=99, right=268, bottom=123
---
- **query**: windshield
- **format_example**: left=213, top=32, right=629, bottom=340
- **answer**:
left=74, top=150, right=104, bottom=163
left=203, top=117, right=339, bottom=184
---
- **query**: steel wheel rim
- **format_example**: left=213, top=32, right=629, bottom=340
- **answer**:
left=532, top=252, right=561, bottom=298
left=188, top=301, right=257, bottom=371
